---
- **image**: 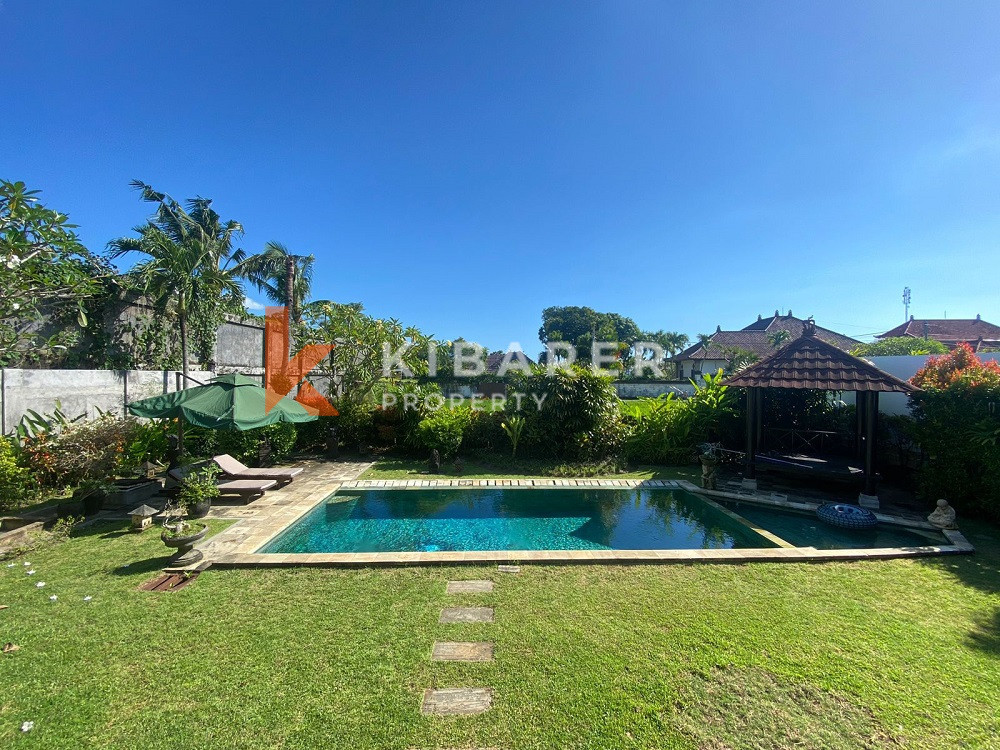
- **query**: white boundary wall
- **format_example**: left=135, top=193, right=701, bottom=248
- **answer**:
left=0, top=369, right=217, bottom=434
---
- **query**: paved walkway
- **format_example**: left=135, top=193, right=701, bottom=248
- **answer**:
left=191, top=458, right=372, bottom=566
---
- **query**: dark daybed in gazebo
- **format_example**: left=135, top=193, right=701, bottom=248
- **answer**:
left=722, top=320, right=918, bottom=503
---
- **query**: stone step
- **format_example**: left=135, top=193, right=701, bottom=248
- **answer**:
left=431, top=641, right=494, bottom=662
left=420, top=687, right=492, bottom=715
left=439, top=606, right=494, bottom=624
left=497, top=564, right=520, bottom=574
left=446, top=580, right=494, bottom=594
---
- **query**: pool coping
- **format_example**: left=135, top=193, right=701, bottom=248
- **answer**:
left=203, top=478, right=973, bottom=569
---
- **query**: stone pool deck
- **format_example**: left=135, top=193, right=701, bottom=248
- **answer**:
left=184, top=469, right=973, bottom=571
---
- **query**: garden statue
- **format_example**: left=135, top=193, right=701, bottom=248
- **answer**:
left=165, top=434, right=180, bottom=471
left=429, top=449, right=441, bottom=474
left=453, top=457, right=464, bottom=475
left=698, top=442, right=719, bottom=490
left=701, top=459, right=717, bottom=490
left=927, top=499, right=957, bottom=529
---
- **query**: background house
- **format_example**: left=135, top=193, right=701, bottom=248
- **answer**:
left=876, top=315, right=1000, bottom=351
left=671, top=311, right=860, bottom=380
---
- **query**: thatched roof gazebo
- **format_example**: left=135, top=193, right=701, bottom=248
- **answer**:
left=722, top=320, right=917, bottom=501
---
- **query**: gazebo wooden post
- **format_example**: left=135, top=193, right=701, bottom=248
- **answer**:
left=854, top=392, right=866, bottom=462
left=862, top=391, right=879, bottom=496
left=744, top=387, right=759, bottom=480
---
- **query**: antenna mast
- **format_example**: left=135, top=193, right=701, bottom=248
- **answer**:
left=902, top=287, right=911, bottom=322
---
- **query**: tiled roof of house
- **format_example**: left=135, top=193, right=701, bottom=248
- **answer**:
left=485, top=350, right=535, bottom=374
left=723, top=324, right=917, bottom=393
left=674, top=314, right=860, bottom=361
left=877, top=316, right=1000, bottom=343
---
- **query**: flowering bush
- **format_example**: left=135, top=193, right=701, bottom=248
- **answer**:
left=910, top=344, right=1000, bottom=520
left=21, top=415, right=144, bottom=487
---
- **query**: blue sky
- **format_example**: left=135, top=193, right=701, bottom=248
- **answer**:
left=4, top=1, right=999, bottom=352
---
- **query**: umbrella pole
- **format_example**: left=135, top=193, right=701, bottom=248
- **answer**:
left=175, top=372, right=185, bottom=457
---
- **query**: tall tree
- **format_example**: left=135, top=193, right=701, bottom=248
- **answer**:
left=0, top=180, right=110, bottom=366
left=539, top=306, right=641, bottom=362
left=237, top=241, right=317, bottom=323
left=108, top=181, right=245, bottom=378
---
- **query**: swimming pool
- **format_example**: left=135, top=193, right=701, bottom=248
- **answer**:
left=257, top=487, right=947, bottom=554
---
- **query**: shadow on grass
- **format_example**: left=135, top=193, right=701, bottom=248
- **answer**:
left=111, top=555, right=172, bottom=577
left=966, top=609, right=1000, bottom=658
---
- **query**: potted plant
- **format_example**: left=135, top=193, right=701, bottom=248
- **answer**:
left=177, top=465, right=220, bottom=519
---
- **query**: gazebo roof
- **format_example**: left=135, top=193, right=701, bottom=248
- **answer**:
left=723, top=321, right=918, bottom=393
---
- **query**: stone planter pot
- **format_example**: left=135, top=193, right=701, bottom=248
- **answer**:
left=161, top=523, right=209, bottom=565
left=186, top=499, right=212, bottom=519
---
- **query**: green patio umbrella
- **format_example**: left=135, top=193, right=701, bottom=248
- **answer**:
left=127, top=374, right=318, bottom=430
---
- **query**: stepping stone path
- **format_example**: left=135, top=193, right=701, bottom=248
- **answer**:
left=420, top=579, right=498, bottom=717
left=432, top=641, right=494, bottom=662
left=439, top=606, right=494, bottom=624
left=497, top=565, right=520, bottom=574
left=445, top=580, right=493, bottom=594
left=421, top=688, right=492, bottom=716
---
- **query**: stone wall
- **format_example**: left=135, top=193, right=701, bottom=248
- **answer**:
left=0, top=368, right=216, bottom=434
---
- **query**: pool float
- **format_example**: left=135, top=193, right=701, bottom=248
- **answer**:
left=816, top=503, right=878, bottom=530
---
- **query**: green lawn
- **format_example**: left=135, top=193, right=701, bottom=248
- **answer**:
left=361, top=457, right=700, bottom=482
left=1, top=514, right=998, bottom=748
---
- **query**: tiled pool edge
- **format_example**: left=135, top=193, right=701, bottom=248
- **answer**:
left=200, top=477, right=974, bottom=569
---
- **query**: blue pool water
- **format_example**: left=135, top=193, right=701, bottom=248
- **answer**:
left=258, top=488, right=947, bottom=554
left=260, top=488, right=771, bottom=553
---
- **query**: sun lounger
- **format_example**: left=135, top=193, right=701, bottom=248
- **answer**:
left=167, top=466, right=277, bottom=504
left=212, top=454, right=304, bottom=486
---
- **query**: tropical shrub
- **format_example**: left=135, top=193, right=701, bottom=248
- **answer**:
left=626, top=370, right=736, bottom=464
left=22, top=414, right=144, bottom=487
left=506, top=366, right=629, bottom=462
left=187, top=423, right=298, bottom=466
left=415, top=409, right=470, bottom=458
left=116, top=419, right=171, bottom=475
left=457, top=409, right=506, bottom=457
left=0, top=437, right=36, bottom=512
left=501, top=415, right=526, bottom=458
left=909, top=344, right=1000, bottom=519
left=294, top=416, right=337, bottom=451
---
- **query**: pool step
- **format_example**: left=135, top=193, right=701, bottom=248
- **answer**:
left=439, top=606, right=494, bottom=624
left=432, top=641, right=494, bottom=662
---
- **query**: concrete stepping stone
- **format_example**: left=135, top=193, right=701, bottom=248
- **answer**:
left=497, top=565, right=520, bottom=573
left=446, top=580, right=494, bottom=594
left=431, top=641, right=494, bottom=662
left=421, top=687, right=492, bottom=715
left=439, top=606, right=494, bottom=624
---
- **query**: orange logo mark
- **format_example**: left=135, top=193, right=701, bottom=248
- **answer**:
left=264, top=306, right=338, bottom=416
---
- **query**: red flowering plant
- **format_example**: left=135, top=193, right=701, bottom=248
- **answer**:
left=909, top=344, right=1000, bottom=520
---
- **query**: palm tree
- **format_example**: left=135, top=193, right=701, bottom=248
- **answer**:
left=767, top=329, right=792, bottom=348
left=662, top=331, right=690, bottom=356
left=108, top=181, right=245, bottom=378
left=237, top=241, right=316, bottom=323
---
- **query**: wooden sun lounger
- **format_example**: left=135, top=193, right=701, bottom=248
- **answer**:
left=167, top=467, right=277, bottom=504
left=212, top=454, right=304, bottom=486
